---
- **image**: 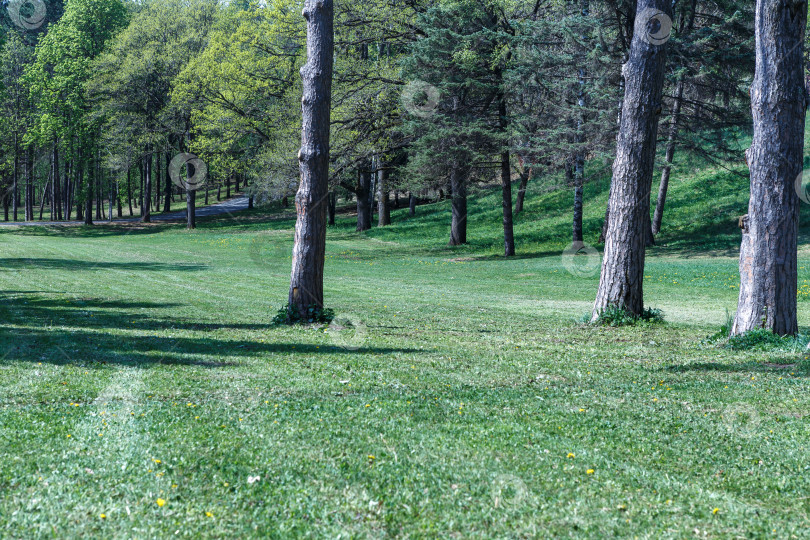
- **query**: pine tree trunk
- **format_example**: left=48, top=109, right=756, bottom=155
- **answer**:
left=570, top=160, right=584, bottom=243
left=449, top=162, right=468, bottom=245
left=84, top=152, right=93, bottom=226
left=499, top=95, right=515, bottom=256
left=356, top=165, right=372, bottom=231
left=592, top=0, right=671, bottom=319
left=52, top=141, right=62, bottom=221
left=652, top=78, right=684, bottom=236
left=127, top=167, right=133, bottom=217
left=409, top=192, right=416, bottom=216
left=514, top=170, right=529, bottom=214
left=731, top=0, right=806, bottom=336
left=25, top=146, right=33, bottom=221
left=288, top=0, right=334, bottom=318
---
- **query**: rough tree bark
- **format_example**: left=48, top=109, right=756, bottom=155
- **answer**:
left=288, top=0, right=333, bottom=318
left=327, top=191, right=336, bottom=225
left=592, top=0, right=671, bottom=319
left=731, top=0, right=806, bottom=336
left=449, top=162, right=468, bottom=245
left=514, top=168, right=530, bottom=214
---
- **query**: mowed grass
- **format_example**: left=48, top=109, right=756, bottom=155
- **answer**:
left=2, top=167, right=810, bottom=538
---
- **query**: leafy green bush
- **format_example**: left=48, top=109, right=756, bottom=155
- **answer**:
left=725, top=329, right=808, bottom=352
left=272, top=303, right=335, bottom=325
left=589, top=306, right=665, bottom=327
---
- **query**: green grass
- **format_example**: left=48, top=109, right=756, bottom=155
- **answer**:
left=2, top=161, right=810, bottom=537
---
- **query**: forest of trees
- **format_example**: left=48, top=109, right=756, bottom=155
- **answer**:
left=0, top=0, right=806, bottom=333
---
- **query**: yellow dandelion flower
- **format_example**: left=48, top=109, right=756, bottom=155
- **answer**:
left=156, top=498, right=166, bottom=507
left=712, top=508, right=719, bottom=515
left=567, top=453, right=575, bottom=458
left=586, top=469, right=594, bottom=474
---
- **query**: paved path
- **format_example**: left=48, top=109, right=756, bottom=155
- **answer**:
left=0, top=196, right=250, bottom=226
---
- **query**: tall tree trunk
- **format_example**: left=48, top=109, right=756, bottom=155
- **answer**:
left=732, top=0, right=806, bottom=336
left=83, top=152, right=93, bottom=226
left=569, top=160, right=584, bottom=243
left=186, top=188, right=196, bottom=229
left=377, top=165, right=390, bottom=227
left=514, top=169, right=529, bottom=214
left=449, top=162, right=468, bottom=245
left=499, top=93, right=515, bottom=256
left=52, top=141, right=62, bottom=221
left=25, top=146, right=33, bottom=221
left=327, top=190, right=336, bottom=225
left=12, top=132, right=18, bottom=221
left=142, top=150, right=152, bottom=223
left=409, top=192, right=416, bottom=216
left=356, top=165, right=372, bottom=231
left=572, top=0, right=588, bottom=244
left=651, top=78, right=684, bottom=236
left=592, top=0, right=670, bottom=319
left=288, top=0, right=334, bottom=318
left=127, top=167, right=133, bottom=217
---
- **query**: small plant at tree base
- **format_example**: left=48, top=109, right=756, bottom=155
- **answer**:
left=705, top=309, right=735, bottom=344
left=592, top=306, right=665, bottom=327
left=724, top=328, right=809, bottom=352
left=272, top=303, right=335, bottom=326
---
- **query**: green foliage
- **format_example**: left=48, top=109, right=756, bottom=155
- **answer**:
left=591, top=306, right=665, bottom=327
left=272, top=302, right=335, bottom=326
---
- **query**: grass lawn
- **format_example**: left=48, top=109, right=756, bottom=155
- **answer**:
left=1, top=163, right=810, bottom=538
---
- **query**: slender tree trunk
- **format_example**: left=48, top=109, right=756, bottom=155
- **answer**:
left=3, top=189, right=8, bottom=221
left=377, top=165, right=390, bottom=226
left=732, top=0, right=806, bottom=336
left=356, top=165, right=372, bottom=231
left=12, top=132, right=18, bottom=221
left=186, top=188, right=196, bottom=229
left=592, top=0, right=671, bottom=319
left=514, top=169, right=529, bottom=214
left=570, top=160, right=584, bottom=243
left=498, top=93, right=515, bottom=256
left=52, top=141, right=62, bottom=221
left=288, top=0, right=334, bottom=318
left=83, top=151, right=93, bottom=226
left=409, top=192, right=416, bottom=216
left=142, top=150, right=152, bottom=223
left=651, top=78, right=684, bottom=236
left=226, top=175, right=231, bottom=199
left=449, top=163, right=468, bottom=245
left=327, top=191, right=336, bottom=225
left=25, top=146, right=33, bottom=221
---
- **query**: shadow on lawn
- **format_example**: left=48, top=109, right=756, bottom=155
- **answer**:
left=0, top=292, right=419, bottom=368
left=0, top=258, right=206, bottom=272
left=666, top=360, right=810, bottom=376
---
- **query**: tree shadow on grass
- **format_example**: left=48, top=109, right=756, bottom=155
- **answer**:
left=665, top=359, right=810, bottom=377
left=0, top=258, right=207, bottom=272
left=0, top=292, right=420, bottom=369
left=0, top=223, right=177, bottom=238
